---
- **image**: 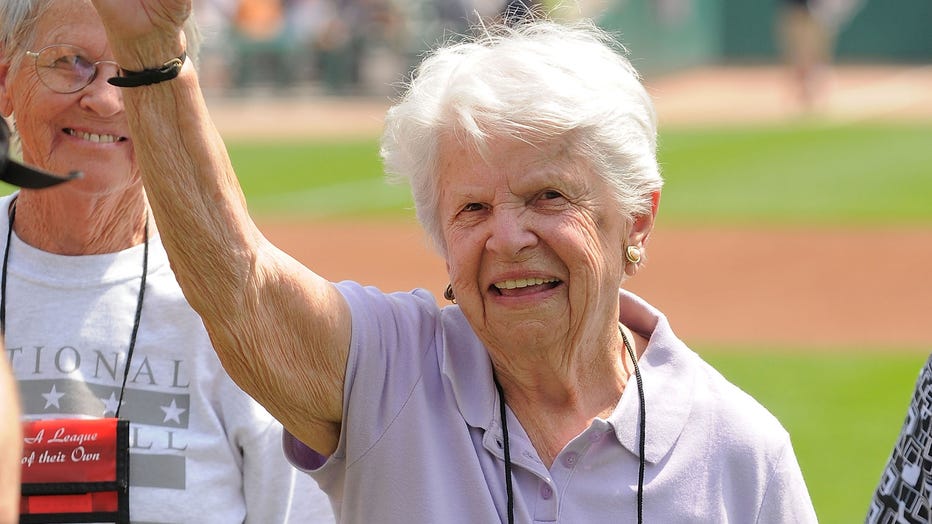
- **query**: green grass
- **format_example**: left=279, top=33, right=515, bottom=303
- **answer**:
left=216, top=122, right=932, bottom=225
left=7, top=123, right=932, bottom=225
left=657, top=122, right=932, bottom=226
left=701, top=349, right=927, bottom=523
left=227, top=138, right=415, bottom=218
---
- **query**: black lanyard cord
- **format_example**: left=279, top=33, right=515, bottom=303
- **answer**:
left=620, top=323, right=646, bottom=523
left=0, top=200, right=15, bottom=335
left=494, top=376, right=515, bottom=524
left=116, top=215, right=148, bottom=418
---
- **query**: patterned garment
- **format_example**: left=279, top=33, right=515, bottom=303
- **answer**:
left=867, top=354, right=932, bottom=523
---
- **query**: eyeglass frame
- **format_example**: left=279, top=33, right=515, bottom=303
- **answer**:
left=24, top=44, right=121, bottom=94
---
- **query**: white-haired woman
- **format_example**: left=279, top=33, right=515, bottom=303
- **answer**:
left=88, top=0, right=818, bottom=521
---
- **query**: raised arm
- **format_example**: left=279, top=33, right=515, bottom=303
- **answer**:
left=90, top=0, right=350, bottom=455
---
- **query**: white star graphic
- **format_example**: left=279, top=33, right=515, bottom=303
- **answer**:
left=160, top=398, right=187, bottom=424
left=42, top=384, right=65, bottom=409
left=100, top=392, right=122, bottom=416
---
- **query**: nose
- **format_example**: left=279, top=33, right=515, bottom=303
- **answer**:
left=485, top=205, right=538, bottom=259
left=79, top=63, right=123, bottom=116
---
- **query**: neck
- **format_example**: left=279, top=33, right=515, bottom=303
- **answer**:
left=492, top=323, right=646, bottom=467
left=11, top=189, right=150, bottom=255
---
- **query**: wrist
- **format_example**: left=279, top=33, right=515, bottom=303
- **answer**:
left=106, top=30, right=186, bottom=73
left=108, top=52, right=187, bottom=88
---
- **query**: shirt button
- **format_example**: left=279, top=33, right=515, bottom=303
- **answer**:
left=589, top=431, right=605, bottom=443
left=540, top=484, right=553, bottom=500
left=562, top=451, right=579, bottom=468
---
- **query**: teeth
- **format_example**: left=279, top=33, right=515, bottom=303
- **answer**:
left=66, top=129, right=120, bottom=143
left=494, top=277, right=557, bottom=290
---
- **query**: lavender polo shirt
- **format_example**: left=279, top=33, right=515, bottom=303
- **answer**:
left=284, top=282, right=817, bottom=523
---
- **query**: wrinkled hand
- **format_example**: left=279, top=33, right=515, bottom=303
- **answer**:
left=89, top=0, right=190, bottom=64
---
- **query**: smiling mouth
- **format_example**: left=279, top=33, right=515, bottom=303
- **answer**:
left=492, top=277, right=561, bottom=295
left=64, top=128, right=127, bottom=143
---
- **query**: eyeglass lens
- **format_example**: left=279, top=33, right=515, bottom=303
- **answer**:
left=33, top=45, right=116, bottom=94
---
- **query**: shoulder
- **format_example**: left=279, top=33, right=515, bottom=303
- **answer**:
left=335, top=280, right=442, bottom=343
left=622, top=290, right=792, bottom=449
left=679, top=350, right=793, bottom=463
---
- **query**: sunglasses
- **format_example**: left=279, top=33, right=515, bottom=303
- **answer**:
left=25, top=44, right=120, bottom=94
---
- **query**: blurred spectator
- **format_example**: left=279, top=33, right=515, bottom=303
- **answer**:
left=196, top=0, right=492, bottom=95
left=775, top=0, right=864, bottom=109
left=230, top=0, right=300, bottom=88
left=499, top=0, right=543, bottom=24
left=312, top=0, right=407, bottom=94
left=194, top=0, right=238, bottom=91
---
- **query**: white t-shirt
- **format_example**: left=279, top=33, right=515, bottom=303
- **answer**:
left=1, top=194, right=334, bottom=524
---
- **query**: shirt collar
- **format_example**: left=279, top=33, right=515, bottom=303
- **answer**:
left=439, top=306, right=498, bottom=431
left=608, top=289, right=696, bottom=464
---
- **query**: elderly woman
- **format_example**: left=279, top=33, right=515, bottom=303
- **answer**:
left=0, top=1, right=333, bottom=522
left=89, top=0, right=818, bottom=521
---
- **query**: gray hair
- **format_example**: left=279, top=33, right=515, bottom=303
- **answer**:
left=0, top=0, right=201, bottom=67
left=381, top=19, right=663, bottom=256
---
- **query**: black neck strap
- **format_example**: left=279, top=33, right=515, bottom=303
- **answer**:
left=1, top=198, right=149, bottom=419
left=495, top=324, right=646, bottom=523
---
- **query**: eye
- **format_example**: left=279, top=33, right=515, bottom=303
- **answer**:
left=53, top=54, right=78, bottom=68
left=42, top=54, right=82, bottom=78
left=42, top=51, right=78, bottom=69
left=537, top=189, right=566, bottom=203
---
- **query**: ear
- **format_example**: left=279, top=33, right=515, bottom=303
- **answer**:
left=0, top=60, right=13, bottom=117
left=624, top=191, right=661, bottom=277
left=628, top=191, right=660, bottom=246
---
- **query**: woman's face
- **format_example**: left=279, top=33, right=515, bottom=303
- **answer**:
left=0, top=1, right=136, bottom=196
left=438, top=135, right=636, bottom=355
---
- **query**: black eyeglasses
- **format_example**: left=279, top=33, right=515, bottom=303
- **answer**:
left=25, top=44, right=120, bottom=94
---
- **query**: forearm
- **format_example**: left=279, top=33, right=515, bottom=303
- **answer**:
left=99, top=23, right=347, bottom=451
left=121, top=60, right=256, bottom=339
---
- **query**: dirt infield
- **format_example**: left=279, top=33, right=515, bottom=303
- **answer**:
left=207, top=65, right=932, bottom=349
left=257, top=220, right=932, bottom=348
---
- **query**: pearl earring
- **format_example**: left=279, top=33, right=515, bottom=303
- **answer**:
left=625, top=245, right=641, bottom=265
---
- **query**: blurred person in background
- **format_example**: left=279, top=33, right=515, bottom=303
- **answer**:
left=88, top=0, right=817, bottom=521
left=0, top=0, right=334, bottom=521
left=867, top=354, right=932, bottom=523
left=775, top=0, right=864, bottom=109
left=1, top=114, right=79, bottom=523
left=192, top=0, right=237, bottom=90
left=229, top=0, right=301, bottom=88
left=313, top=0, right=406, bottom=94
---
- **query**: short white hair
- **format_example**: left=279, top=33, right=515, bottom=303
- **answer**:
left=381, top=18, right=663, bottom=256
